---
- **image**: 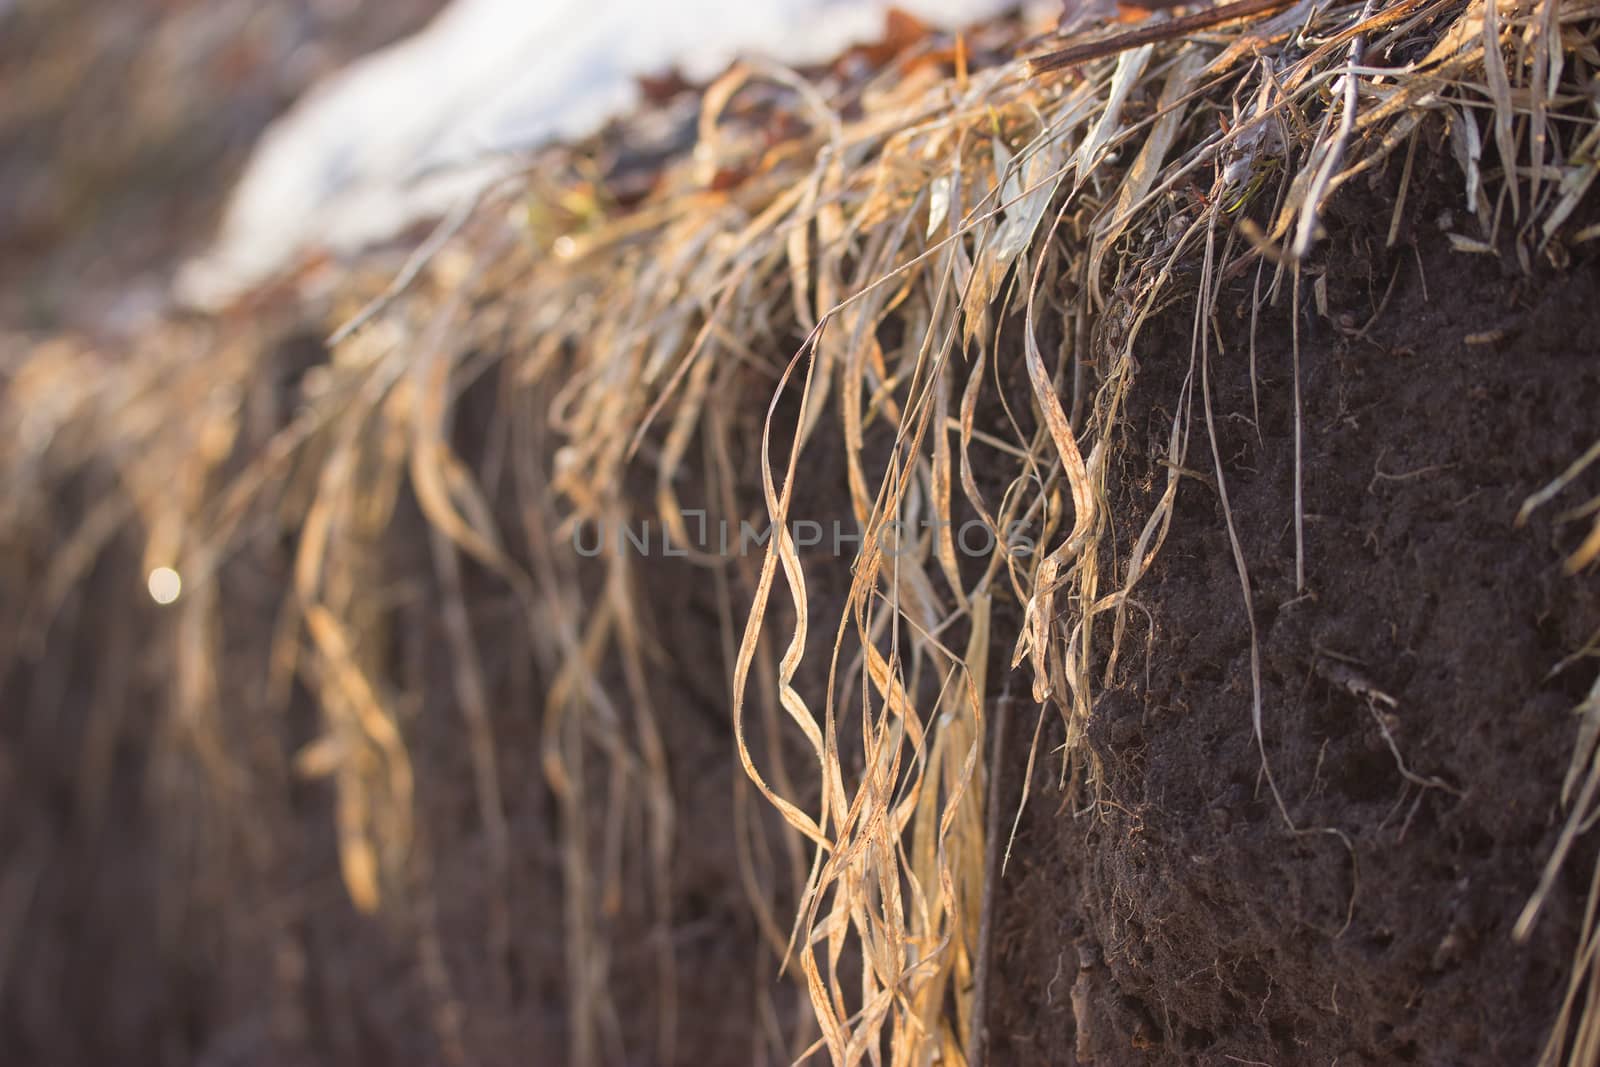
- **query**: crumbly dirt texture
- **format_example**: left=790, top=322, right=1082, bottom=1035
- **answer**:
left=986, top=188, right=1600, bottom=1064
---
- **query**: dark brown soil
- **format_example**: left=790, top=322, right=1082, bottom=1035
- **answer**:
left=985, top=188, right=1600, bottom=1064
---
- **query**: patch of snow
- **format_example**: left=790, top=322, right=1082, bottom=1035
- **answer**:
left=176, top=0, right=1032, bottom=309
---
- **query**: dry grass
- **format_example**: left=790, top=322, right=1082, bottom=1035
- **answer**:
left=4, top=0, right=1600, bottom=1063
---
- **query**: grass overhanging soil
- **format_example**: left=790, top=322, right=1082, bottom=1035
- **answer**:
left=3, top=1, right=1600, bottom=1064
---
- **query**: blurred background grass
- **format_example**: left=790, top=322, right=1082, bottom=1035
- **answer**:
left=0, top=0, right=443, bottom=332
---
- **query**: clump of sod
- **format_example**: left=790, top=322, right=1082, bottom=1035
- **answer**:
left=3, top=1, right=1599, bottom=1063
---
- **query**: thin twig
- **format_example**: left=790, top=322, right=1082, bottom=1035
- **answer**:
left=1029, top=0, right=1298, bottom=73
left=327, top=188, right=486, bottom=346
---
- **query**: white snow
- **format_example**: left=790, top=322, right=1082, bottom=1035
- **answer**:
left=176, top=0, right=1031, bottom=309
